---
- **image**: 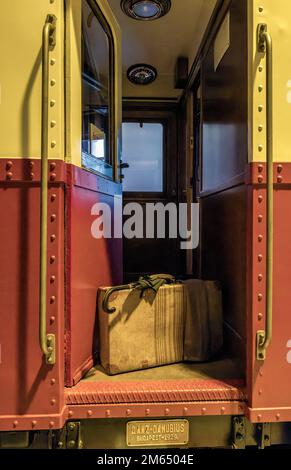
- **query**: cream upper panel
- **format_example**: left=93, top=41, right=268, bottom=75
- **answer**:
left=249, top=0, right=291, bottom=162
left=0, top=0, right=64, bottom=160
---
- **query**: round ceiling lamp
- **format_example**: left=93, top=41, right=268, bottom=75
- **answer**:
left=127, top=64, right=158, bottom=85
left=120, top=0, right=171, bottom=21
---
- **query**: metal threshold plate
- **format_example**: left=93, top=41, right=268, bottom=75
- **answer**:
left=127, top=420, right=189, bottom=447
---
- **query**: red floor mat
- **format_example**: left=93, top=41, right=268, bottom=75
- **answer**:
left=65, top=379, right=245, bottom=405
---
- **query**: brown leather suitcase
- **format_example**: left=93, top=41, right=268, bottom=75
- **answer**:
left=98, top=279, right=223, bottom=375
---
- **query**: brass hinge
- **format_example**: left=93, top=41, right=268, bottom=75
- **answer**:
left=55, top=422, right=83, bottom=449
left=232, top=417, right=246, bottom=449
left=256, top=330, right=266, bottom=361
left=257, top=423, right=271, bottom=449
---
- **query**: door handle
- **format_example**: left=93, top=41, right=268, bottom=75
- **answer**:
left=256, top=24, right=273, bottom=361
left=40, top=15, right=57, bottom=365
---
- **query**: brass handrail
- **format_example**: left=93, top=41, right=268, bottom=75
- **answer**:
left=40, top=15, right=57, bottom=365
left=257, top=24, right=273, bottom=360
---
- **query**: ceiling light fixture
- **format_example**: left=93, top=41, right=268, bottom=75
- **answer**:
left=127, top=64, right=158, bottom=85
left=120, top=0, right=171, bottom=21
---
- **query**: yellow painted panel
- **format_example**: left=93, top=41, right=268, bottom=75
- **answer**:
left=0, top=0, right=64, bottom=160
left=249, top=0, right=291, bottom=162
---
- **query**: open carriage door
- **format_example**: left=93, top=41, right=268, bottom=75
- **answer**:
left=65, top=0, right=123, bottom=386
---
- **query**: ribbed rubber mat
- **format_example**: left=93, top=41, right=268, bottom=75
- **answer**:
left=65, top=379, right=245, bottom=405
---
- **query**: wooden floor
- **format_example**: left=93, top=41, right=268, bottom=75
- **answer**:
left=82, top=356, right=242, bottom=382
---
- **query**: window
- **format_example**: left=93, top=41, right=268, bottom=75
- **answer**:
left=122, top=122, right=164, bottom=192
left=81, top=0, right=113, bottom=178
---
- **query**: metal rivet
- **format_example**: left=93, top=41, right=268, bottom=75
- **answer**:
left=50, top=58, right=56, bottom=66
left=258, top=254, right=263, bottom=262
left=50, top=316, right=56, bottom=324
left=51, top=194, right=57, bottom=202
left=106, top=410, right=111, bottom=417
left=50, top=100, right=56, bottom=107
left=258, top=274, right=263, bottom=282
left=258, top=6, right=264, bottom=13
left=258, top=105, right=263, bottom=112
left=50, top=276, right=56, bottom=284
left=201, top=407, right=207, bottom=415
left=51, top=79, right=56, bottom=86
left=6, top=161, right=13, bottom=170
left=50, top=296, right=56, bottom=304
left=51, top=399, right=56, bottom=406
left=258, top=235, right=263, bottom=242
left=276, top=414, right=281, bottom=421
left=50, top=162, right=56, bottom=171
left=51, top=214, right=56, bottom=222
left=30, top=172, right=34, bottom=180
left=6, top=172, right=13, bottom=180
left=258, top=175, right=264, bottom=183
left=259, top=389, right=263, bottom=395
left=258, top=293, right=263, bottom=301
left=50, top=378, right=56, bottom=385
left=258, top=195, right=263, bottom=203
left=221, top=407, right=226, bottom=415
left=145, top=409, right=150, bottom=416
left=258, top=145, right=264, bottom=152
left=51, top=120, right=57, bottom=128
left=258, top=215, right=263, bottom=223
left=68, top=440, right=75, bottom=448
left=165, top=408, right=170, bottom=416
left=51, top=141, right=57, bottom=149
left=13, top=421, right=18, bottom=428
left=258, top=313, right=263, bottom=321
left=49, top=421, right=55, bottom=429
left=259, top=66, right=263, bottom=72
left=50, top=255, right=56, bottom=264
left=87, top=410, right=93, bottom=417
left=50, top=234, right=56, bottom=242
left=183, top=407, right=188, bottom=415
left=257, top=414, right=262, bottom=421
left=277, top=176, right=283, bottom=183
left=258, top=125, right=263, bottom=132
left=50, top=173, right=57, bottom=181
left=258, top=85, right=263, bottom=92
left=126, top=409, right=131, bottom=417
left=68, top=411, right=73, bottom=417
left=277, top=165, right=283, bottom=173
left=32, top=421, right=37, bottom=428
left=258, top=164, right=264, bottom=173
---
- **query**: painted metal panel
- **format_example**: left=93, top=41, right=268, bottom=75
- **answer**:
left=0, top=0, right=64, bottom=160
left=249, top=0, right=291, bottom=163
left=0, top=160, right=65, bottom=429
left=65, top=165, right=123, bottom=386
left=247, top=163, right=291, bottom=420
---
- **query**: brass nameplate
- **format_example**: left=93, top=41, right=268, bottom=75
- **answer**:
left=126, top=420, right=189, bottom=447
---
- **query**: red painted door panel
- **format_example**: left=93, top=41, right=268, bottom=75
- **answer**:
left=65, top=166, right=123, bottom=386
left=0, top=175, right=65, bottom=429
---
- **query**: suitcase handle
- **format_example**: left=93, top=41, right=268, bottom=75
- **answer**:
left=102, top=274, right=176, bottom=314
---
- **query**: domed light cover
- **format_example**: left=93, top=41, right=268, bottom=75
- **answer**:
left=127, top=64, right=158, bottom=85
left=121, top=0, right=171, bottom=21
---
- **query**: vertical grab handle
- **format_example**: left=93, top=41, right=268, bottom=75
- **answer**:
left=40, top=15, right=57, bottom=365
left=256, top=24, right=273, bottom=361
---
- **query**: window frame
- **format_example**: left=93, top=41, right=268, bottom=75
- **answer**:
left=122, top=107, right=177, bottom=201
left=122, top=118, right=166, bottom=197
left=81, top=0, right=117, bottom=181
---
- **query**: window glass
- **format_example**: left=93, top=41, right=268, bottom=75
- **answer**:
left=82, top=0, right=112, bottom=178
left=122, top=122, right=164, bottom=192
